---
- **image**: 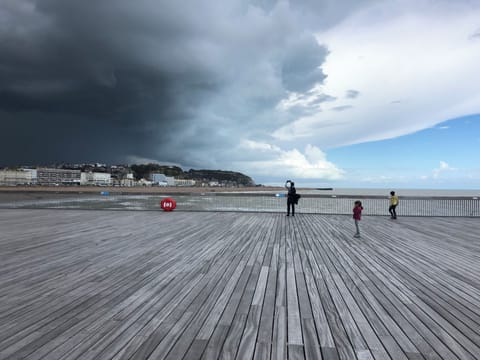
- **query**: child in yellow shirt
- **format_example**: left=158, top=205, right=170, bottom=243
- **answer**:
left=389, top=191, right=399, bottom=219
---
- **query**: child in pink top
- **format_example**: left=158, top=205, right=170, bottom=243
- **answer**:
left=353, top=200, right=363, bottom=238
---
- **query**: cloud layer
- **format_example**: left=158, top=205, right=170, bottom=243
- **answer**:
left=1, top=0, right=479, bottom=184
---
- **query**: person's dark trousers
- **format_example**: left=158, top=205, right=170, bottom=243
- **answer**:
left=389, top=205, right=397, bottom=219
left=287, top=199, right=295, bottom=216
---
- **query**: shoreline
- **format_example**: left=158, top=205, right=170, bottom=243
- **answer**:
left=0, top=185, right=285, bottom=194
left=1, top=186, right=478, bottom=197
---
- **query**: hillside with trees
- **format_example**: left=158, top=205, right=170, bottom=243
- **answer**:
left=129, top=164, right=255, bottom=187
left=186, top=169, right=255, bottom=187
left=130, top=164, right=184, bottom=180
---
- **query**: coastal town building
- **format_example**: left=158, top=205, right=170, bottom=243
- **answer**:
left=0, top=169, right=37, bottom=185
left=151, top=173, right=196, bottom=187
left=151, top=173, right=175, bottom=186
left=112, top=173, right=135, bottom=187
left=37, top=168, right=81, bottom=186
left=119, top=178, right=135, bottom=187
left=80, top=172, right=112, bottom=186
left=137, top=178, right=153, bottom=186
left=0, top=165, right=245, bottom=188
left=174, top=178, right=196, bottom=187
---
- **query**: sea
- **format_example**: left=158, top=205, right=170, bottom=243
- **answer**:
left=298, top=188, right=480, bottom=197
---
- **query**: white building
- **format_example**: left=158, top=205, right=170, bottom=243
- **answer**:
left=112, top=173, right=135, bottom=187
left=80, top=172, right=112, bottom=186
left=119, top=178, right=135, bottom=187
left=151, top=173, right=175, bottom=186
left=37, top=168, right=81, bottom=185
left=174, top=178, right=196, bottom=187
left=0, top=169, right=37, bottom=185
left=137, top=178, right=153, bottom=187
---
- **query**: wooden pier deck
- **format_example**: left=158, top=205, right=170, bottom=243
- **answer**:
left=0, top=209, right=479, bottom=360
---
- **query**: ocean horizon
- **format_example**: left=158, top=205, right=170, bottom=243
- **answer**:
left=295, top=187, right=480, bottom=197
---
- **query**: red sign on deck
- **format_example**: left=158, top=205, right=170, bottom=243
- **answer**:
left=160, top=198, right=177, bottom=211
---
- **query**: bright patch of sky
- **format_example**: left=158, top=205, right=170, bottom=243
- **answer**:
left=323, top=114, right=480, bottom=189
left=255, top=0, right=480, bottom=188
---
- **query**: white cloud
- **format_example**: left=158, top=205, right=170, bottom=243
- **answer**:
left=272, top=0, right=480, bottom=150
left=237, top=141, right=344, bottom=180
left=432, top=161, right=455, bottom=179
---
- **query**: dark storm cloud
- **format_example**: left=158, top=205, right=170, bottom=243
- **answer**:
left=281, top=35, right=328, bottom=92
left=0, top=0, right=350, bottom=169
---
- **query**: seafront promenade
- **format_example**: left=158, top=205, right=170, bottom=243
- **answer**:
left=1, top=209, right=479, bottom=359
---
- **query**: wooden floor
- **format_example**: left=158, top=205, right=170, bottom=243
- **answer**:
left=0, top=210, right=479, bottom=360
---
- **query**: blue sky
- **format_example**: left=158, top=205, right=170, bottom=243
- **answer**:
left=256, top=114, right=480, bottom=188
left=324, top=114, right=480, bottom=189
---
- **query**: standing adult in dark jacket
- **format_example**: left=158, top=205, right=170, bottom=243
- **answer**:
left=285, top=180, right=296, bottom=216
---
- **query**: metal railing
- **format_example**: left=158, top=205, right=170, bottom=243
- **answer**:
left=0, top=191, right=479, bottom=217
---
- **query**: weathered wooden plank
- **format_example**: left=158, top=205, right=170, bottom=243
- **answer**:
left=272, top=215, right=288, bottom=360
left=327, top=217, right=458, bottom=360
left=302, top=217, right=417, bottom=360
left=199, top=218, right=269, bottom=360
left=138, top=218, right=263, bottom=360
left=217, top=218, right=272, bottom=360
left=316, top=234, right=418, bottom=359
left=235, top=266, right=269, bottom=360
left=28, top=223, right=231, bottom=359
left=253, top=245, right=278, bottom=359
left=272, top=306, right=287, bottom=360
left=1, top=210, right=480, bottom=360
left=165, top=226, right=267, bottom=360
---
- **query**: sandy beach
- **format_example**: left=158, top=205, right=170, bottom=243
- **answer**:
left=0, top=185, right=284, bottom=194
